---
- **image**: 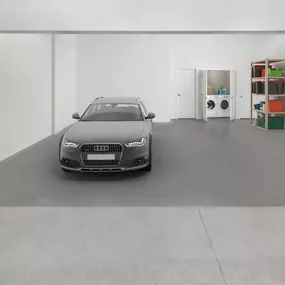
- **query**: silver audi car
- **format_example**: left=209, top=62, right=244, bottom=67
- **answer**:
left=59, top=96, right=155, bottom=172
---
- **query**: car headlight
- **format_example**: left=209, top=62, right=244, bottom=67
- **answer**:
left=124, top=137, right=147, bottom=147
left=63, top=139, right=79, bottom=148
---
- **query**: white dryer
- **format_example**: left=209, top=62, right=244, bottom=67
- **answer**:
left=218, top=95, right=230, bottom=117
left=206, top=95, right=218, bottom=118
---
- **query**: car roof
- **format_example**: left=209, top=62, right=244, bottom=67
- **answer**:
left=92, top=97, right=140, bottom=104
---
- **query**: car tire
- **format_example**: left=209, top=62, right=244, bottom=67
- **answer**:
left=143, top=137, right=152, bottom=171
left=59, top=134, right=66, bottom=171
left=59, top=134, right=64, bottom=160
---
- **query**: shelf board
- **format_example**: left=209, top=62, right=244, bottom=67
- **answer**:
left=252, top=93, right=285, bottom=96
left=252, top=109, right=285, bottom=114
left=256, top=126, right=266, bottom=131
left=269, top=61, right=285, bottom=66
left=255, top=125, right=284, bottom=131
left=251, top=59, right=285, bottom=65
left=251, top=63, right=266, bottom=67
left=251, top=77, right=285, bottom=82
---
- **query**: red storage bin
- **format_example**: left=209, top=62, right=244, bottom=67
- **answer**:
left=269, top=100, right=284, bottom=112
left=261, top=68, right=276, bottom=77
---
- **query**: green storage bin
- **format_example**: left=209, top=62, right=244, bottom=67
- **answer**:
left=268, top=68, right=283, bottom=77
left=257, top=117, right=284, bottom=130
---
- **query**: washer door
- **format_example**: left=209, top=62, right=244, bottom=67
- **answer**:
left=220, top=99, right=229, bottom=111
left=207, top=100, right=216, bottom=111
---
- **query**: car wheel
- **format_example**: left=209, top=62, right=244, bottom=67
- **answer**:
left=143, top=138, right=152, bottom=171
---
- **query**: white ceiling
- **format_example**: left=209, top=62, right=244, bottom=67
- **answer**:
left=0, top=0, right=285, bottom=32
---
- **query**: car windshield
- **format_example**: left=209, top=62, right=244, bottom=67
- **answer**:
left=80, top=103, right=144, bottom=121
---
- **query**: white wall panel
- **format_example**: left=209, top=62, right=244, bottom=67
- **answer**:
left=77, top=34, right=171, bottom=121
left=54, top=35, right=77, bottom=133
left=0, top=0, right=285, bottom=32
left=0, top=34, right=51, bottom=161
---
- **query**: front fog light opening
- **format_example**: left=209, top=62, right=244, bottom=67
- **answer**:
left=124, top=137, right=147, bottom=147
left=61, top=158, right=73, bottom=167
left=135, top=157, right=146, bottom=166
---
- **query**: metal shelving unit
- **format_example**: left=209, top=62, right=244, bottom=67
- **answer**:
left=250, top=58, right=285, bottom=131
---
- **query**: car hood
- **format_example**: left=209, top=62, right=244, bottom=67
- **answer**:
left=65, top=121, right=148, bottom=144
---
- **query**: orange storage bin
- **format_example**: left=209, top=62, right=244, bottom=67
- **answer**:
left=268, top=100, right=284, bottom=112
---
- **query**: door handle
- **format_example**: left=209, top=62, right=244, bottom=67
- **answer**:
left=177, top=94, right=181, bottom=96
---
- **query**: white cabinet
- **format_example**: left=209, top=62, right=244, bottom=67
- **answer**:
left=235, top=69, right=251, bottom=119
left=200, top=69, right=236, bottom=121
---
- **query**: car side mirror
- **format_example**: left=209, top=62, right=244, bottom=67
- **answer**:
left=72, top=112, right=80, bottom=120
left=145, top=112, right=155, bottom=120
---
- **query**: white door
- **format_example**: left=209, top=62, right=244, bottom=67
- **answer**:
left=230, top=70, right=236, bottom=121
left=201, top=70, right=207, bottom=121
left=176, top=69, right=196, bottom=118
left=236, top=68, right=251, bottom=119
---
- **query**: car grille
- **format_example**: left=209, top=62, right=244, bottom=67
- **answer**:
left=80, top=143, right=123, bottom=167
left=83, top=160, right=120, bottom=166
left=81, top=144, right=123, bottom=153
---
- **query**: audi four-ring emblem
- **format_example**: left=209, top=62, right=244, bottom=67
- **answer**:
left=94, top=145, right=109, bottom=152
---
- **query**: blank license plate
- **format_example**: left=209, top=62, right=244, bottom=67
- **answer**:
left=87, top=154, right=115, bottom=160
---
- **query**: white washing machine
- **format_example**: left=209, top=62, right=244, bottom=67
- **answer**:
left=206, top=95, right=218, bottom=118
left=218, top=95, right=230, bottom=117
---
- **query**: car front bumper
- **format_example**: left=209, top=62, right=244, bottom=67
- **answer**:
left=59, top=141, right=150, bottom=172
left=60, top=163, right=149, bottom=172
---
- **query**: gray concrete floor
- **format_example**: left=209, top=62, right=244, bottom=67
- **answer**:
left=1, top=119, right=285, bottom=206
left=1, top=207, right=285, bottom=285
left=2, top=119, right=285, bottom=284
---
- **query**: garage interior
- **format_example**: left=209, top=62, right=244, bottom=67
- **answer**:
left=2, top=21, right=285, bottom=285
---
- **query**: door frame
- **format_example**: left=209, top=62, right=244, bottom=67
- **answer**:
left=175, top=68, right=197, bottom=119
left=200, top=69, right=207, bottom=121
left=230, top=69, right=236, bottom=121
left=51, top=33, right=56, bottom=135
left=199, top=68, right=232, bottom=121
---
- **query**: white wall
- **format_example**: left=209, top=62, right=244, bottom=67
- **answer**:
left=1, top=33, right=285, bottom=161
left=1, top=0, right=285, bottom=31
left=77, top=34, right=171, bottom=121
left=54, top=35, right=77, bottom=133
left=0, top=34, right=52, bottom=161
left=76, top=33, right=285, bottom=122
